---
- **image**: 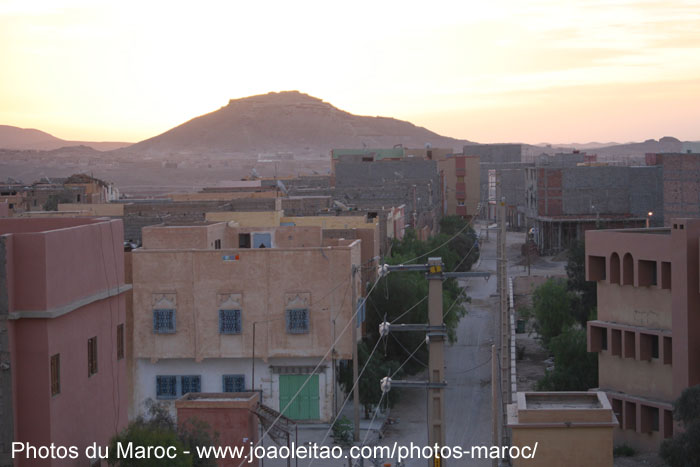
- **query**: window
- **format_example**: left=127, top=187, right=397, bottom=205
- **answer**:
left=286, top=308, right=309, bottom=334
left=50, top=354, right=60, bottom=396
left=87, top=337, right=98, bottom=377
left=181, top=375, right=201, bottom=394
left=153, top=309, right=176, bottom=334
left=239, top=233, right=251, bottom=248
left=214, top=239, right=221, bottom=250
left=223, top=374, right=246, bottom=393
left=219, top=309, right=242, bottom=334
left=156, top=376, right=177, bottom=399
left=117, top=324, right=125, bottom=360
left=156, top=375, right=201, bottom=399
left=253, top=233, right=272, bottom=248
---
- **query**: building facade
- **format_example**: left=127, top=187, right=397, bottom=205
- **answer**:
left=585, top=219, right=700, bottom=451
left=130, top=222, right=361, bottom=422
left=0, top=218, right=129, bottom=466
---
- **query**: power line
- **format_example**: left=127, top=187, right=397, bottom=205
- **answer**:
left=236, top=274, right=383, bottom=467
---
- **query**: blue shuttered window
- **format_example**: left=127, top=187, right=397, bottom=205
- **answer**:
left=153, top=309, right=176, bottom=334
left=156, top=376, right=177, bottom=399
left=219, top=309, right=242, bottom=334
left=156, top=375, right=201, bottom=399
left=222, top=374, right=246, bottom=393
left=286, top=308, right=309, bottom=334
left=181, top=375, right=201, bottom=394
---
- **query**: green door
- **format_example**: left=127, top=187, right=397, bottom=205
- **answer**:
left=279, top=374, right=320, bottom=420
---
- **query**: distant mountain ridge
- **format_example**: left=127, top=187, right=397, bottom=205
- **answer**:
left=0, top=125, right=131, bottom=151
left=118, top=91, right=472, bottom=157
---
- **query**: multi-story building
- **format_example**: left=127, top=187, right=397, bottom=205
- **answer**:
left=437, top=154, right=480, bottom=220
left=130, top=222, right=360, bottom=422
left=527, top=164, right=662, bottom=255
left=585, top=219, right=700, bottom=451
left=0, top=217, right=129, bottom=466
left=646, top=151, right=700, bottom=225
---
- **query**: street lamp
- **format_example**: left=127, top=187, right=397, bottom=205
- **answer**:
left=646, top=211, right=653, bottom=228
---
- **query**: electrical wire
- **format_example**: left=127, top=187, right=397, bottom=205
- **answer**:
left=352, top=390, right=388, bottom=467
left=236, top=274, right=384, bottom=467
left=307, top=335, right=385, bottom=467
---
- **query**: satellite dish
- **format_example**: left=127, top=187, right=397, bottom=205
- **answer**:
left=276, top=180, right=289, bottom=196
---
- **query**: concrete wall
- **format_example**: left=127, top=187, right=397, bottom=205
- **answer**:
left=205, top=211, right=282, bottom=227
left=1, top=218, right=128, bottom=466
left=132, top=243, right=361, bottom=362
left=58, top=203, right=125, bottom=216
left=0, top=237, right=13, bottom=467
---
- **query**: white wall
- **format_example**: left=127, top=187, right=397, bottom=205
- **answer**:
left=133, top=357, right=334, bottom=421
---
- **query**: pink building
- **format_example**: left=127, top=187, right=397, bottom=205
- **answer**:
left=0, top=218, right=129, bottom=466
left=585, top=218, right=700, bottom=451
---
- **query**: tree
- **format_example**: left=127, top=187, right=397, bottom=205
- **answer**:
left=660, top=385, right=700, bottom=467
left=566, top=240, right=597, bottom=327
left=108, top=401, right=217, bottom=467
left=43, top=189, right=76, bottom=211
left=530, top=278, right=575, bottom=348
left=536, top=327, right=598, bottom=391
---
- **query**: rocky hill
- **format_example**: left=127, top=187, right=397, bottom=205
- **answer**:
left=0, top=125, right=131, bottom=151
left=119, top=91, right=471, bottom=158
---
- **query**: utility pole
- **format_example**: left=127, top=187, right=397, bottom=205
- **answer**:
left=377, top=260, right=490, bottom=467
left=427, top=257, right=445, bottom=465
left=352, top=265, right=360, bottom=442
left=497, top=174, right=510, bottom=448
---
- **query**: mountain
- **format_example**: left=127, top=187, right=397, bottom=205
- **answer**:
left=120, top=91, right=471, bottom=158
left=0, top=125, right=131, bottom=151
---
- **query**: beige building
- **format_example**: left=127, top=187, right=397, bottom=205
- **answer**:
left=585, top=219, right=700, bottom=451
left=508, top=392, right=616, bottom=466
left=437, top=155, right=480, bottom=220
left=130, top=222, right=361, bottom=422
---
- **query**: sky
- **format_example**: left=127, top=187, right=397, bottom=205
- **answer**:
left=1, top=0, right=700, bottom=144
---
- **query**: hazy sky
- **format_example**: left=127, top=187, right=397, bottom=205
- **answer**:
left=2, top=0, right=699, bottom=144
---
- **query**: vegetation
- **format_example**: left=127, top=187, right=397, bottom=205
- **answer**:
left=43, top=189, right=75, bottom=211
left=340, top=216, right=479, bottom=415
left=659, top=385, right=700, bottom=466
left=536, top=327, right=598, bottom=391
left=529, top=239, right=599, bottom=391
left=331, top=416, right=353, bottom=447
left=613, top=444, right=636, bottom=457
left=107, top=401, right=218, bottom=467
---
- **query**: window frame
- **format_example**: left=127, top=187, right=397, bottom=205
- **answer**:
left=117, top=323, right=125, bottom=360
left=87, top=336, right=98, bottom=377
left=50, top=353, right=60, bottom=396
left=222, top=374, right=246, bottom=393
left=286, top=308, right=310, bottom=334
left=153, top=308, right=176, bottom=334
left=219, top=309, right=242, bottom=335
left=156, top=375, right=177, bottom=399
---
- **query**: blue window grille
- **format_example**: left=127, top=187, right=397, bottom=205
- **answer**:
left=181, top=375, right=201, bottom=394
left=156, top=376, right=177, bottom=399
left=285, top=308, right=309, bottom=334
left=153, top=309, right=176, bottom=334
left=219, top=309, right=242, bottom=334
left=222, top=374, right=246, bottom=393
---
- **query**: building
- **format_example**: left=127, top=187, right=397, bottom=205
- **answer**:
left=176, top=392, right=261, bottom=467
left=437, top=155, right=480, bottom=220
left=527, top=164, right=662, bottom=255
left=130, top=222, right=360, bottom=422
left=646, top=151, right=700, bottom=225
left=0, top=217, right=129, bottom=466
left=508, top=391, right=616, bottom=467
left=585, top=219, right=700, bottom=451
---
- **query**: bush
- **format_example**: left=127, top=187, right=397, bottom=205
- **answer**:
left=613, top=444, right=636, bottom=457
left=660, top=385, right=700, bottom=466
left=332, top=416, right=353, bottom=446
left=536, top=326, right=597, bottom=391
left=530, top=279, right=576, bottom=348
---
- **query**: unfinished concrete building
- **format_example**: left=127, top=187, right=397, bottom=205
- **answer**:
left=334, top=159, right=440, bottom=239
left=526, top=165, right=663, bottom=255
left=646, top=151, right=700, bottom=225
